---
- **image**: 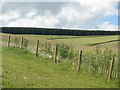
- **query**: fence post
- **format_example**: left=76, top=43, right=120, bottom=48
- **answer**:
left=20, top=37, right=24, bottom=49
left=36, top=40, right=39, bottom=57
left=108, top=56, right=115, bottom=81
left=8, top=35, right=11, bottom=47
left=77, top=50, right=82, bottom=72
left=54, top=44, right=58, bottom=63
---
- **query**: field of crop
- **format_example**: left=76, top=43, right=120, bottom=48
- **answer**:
left=1, top=33, right=119, bottom=88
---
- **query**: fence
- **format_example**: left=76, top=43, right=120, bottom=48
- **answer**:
left=6, top=35, right=118, bottom=81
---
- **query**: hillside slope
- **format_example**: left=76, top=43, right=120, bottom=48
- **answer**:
left=2, top=47, right=118, bottom=88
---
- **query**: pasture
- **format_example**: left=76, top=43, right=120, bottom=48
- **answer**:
left=2, top=47, right=118, bottom=88
left=1, top=33, right=119, bottom=52
left=1, top=33, right=119, bottom=88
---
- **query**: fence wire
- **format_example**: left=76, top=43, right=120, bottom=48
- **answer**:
left=5, top=35, right=118, bottom=79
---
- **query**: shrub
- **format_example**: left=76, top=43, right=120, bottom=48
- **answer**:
left=58, top=44, right=74, bottom=60
left=14, top=38, right=20, bottom=47
left=23, top=39, right=29, bottom=49
left=81, top=46, right=118, bottom=77
left=39, top=42, right=54, bottom=58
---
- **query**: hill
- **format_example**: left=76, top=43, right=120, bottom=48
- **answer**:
left=2, top=47, right=118, bottom=88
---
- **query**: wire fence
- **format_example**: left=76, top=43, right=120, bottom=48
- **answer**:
left=6, top=35, right=119, bottom=80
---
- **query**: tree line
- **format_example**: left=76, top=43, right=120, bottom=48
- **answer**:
left=1, top=27, right=120, bottom=36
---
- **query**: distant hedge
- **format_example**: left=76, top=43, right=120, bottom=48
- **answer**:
left=1, top=27, right=120, bottom=36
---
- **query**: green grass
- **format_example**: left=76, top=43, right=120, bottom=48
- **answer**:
left=19, top=34, right=119, bottom=47
left=2, top=47, right=118, bottom=88
left=1, top=33, right=119, bottom=52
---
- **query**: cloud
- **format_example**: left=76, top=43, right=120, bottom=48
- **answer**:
left=7, top=10, right=59, bottom=27
left=27, top=9, right=37, bottom=17
left=55, top=1, right=118, bottom=30
left=98, top=21, right=118, bottom=31
left=1, top=2, right=118, bottom=31
left=2, top=0, right=120, bottom=2
left=0, top=9, right=20, bottom=22
left=69, top=0, right=119, bottom=2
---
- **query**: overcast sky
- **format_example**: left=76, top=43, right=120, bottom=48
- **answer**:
left=0, top=0, right=119, bottom=31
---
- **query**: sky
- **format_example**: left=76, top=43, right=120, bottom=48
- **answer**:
left=0, top=0, right=120, bottom=31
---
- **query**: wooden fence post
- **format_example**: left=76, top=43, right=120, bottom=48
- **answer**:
left=8, top=35, right=11, bottom=47
left=77, top=50, right=82, bottom=72
left=54, top=44, right=58, bottom=63
left=20, top=37, right=24, bottom=49
left=108, top=56, right=115, bottom=81
left=36, top=40, right=39, bottom=57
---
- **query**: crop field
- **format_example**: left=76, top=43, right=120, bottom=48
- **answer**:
left=1, top=33, right=119, bottom=88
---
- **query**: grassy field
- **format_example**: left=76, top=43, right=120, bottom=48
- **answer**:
left=2, top=47, right=118, bottom=88
left=1, top=33, right=119, bottom=52
left=1, top=33, right=119, bottom=88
